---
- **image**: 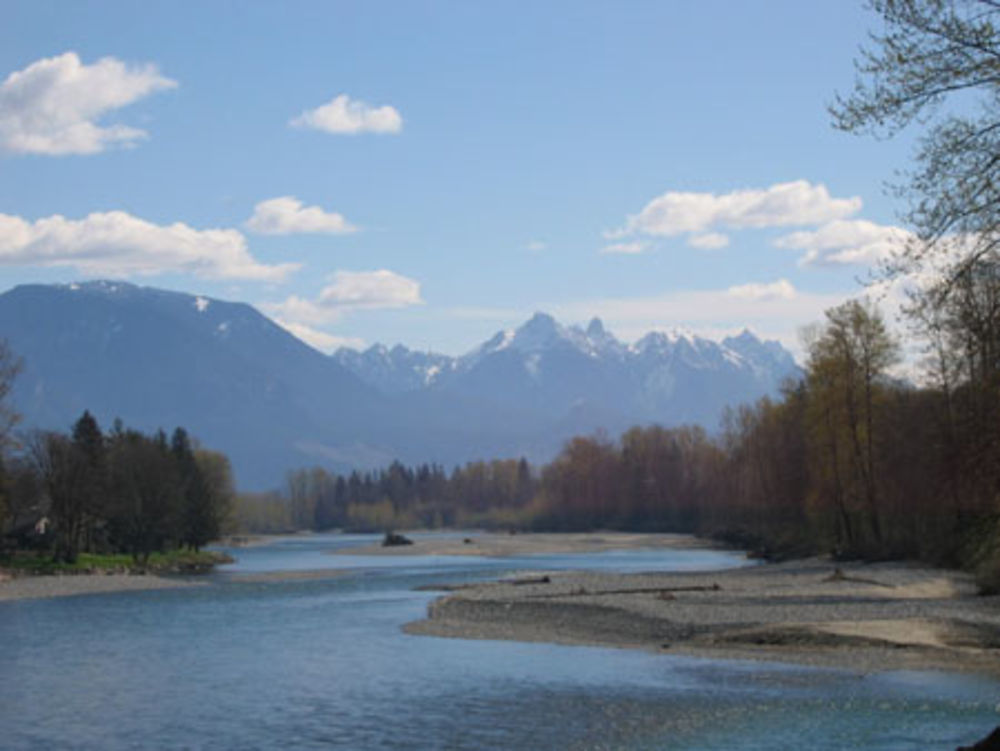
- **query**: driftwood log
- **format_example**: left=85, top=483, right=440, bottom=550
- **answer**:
left=524, top=583, right=721, bottom=599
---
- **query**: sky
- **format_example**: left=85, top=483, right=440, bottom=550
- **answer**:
left=0, top=1, right=923, bottom=359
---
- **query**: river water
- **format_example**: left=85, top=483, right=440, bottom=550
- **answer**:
left=1, top=533, right=997, bottom=750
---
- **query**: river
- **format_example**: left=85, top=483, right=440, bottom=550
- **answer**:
left=0, top=533, right=997, bottom=749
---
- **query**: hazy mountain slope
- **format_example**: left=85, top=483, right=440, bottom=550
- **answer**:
left=0, top=282, right=390, bottom=488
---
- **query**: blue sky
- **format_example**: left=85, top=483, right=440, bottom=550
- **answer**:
left=0, top=1, right=919, bottom=357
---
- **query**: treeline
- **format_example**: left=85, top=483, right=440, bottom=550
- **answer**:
left=2, top=411, right=234, bottom=563
left=541, top=293, right=1000, bottom=580
left=235, top=458, right=536, bottom=533
left=253, top=292, right=999, bottom=585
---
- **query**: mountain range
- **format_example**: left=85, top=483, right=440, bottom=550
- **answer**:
left=0, top=281, right=800, bottom=489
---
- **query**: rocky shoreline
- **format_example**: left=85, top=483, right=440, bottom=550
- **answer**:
left=406, top=557, right=1000, bottom=675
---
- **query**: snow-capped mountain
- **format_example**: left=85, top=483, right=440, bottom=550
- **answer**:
left=336, top=312, right=801, bottom=427
left=333, top=344, right=456, bottom=394
left=1, top=282, right=801, bottom=489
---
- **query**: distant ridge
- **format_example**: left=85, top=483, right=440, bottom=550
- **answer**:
left=0, top=281, right=800, bottom=489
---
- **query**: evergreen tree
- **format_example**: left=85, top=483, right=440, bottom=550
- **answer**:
left=172, top=427, right=215, bottom=551
left=71, top=411, right=107, bottom=552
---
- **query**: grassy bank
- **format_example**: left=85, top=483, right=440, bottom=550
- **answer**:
left=0, top=548, right=233, bottom=576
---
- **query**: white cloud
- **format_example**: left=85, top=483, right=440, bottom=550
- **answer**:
left=688, top=232, right=730, bottom=250
left=273, top=318, right=365, bottom=353
left=263, top=270, right=422, bottom=323
left=0, top=210, right=297, bottom=280
left=290, top=94, right=402, bottom=135
left=261, top=269, right=422, bottom=351
left=601, top=241, right=647, bottom=255
left=260, top=295, right=335, bottom=326
left=525, top=240, right=547, bottom=252
left=319, top=269, right=422, bottom=309
left=774, top=219, right=913, bottom=267
left=727, top=279, right=797, bottom=301
left=246, top=196, right=358, bottom=235
left=609, top=180, right=861, bottom=247
left=0, top=51, right=176, bottom=155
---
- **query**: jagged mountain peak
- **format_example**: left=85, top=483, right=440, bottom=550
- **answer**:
left=523, top=311, right=558, bottom=330
left=722, top=329, right=798, bottom=373
left=634, top=328, right=698, bottom=353
left=730, top=327, right=758, bottom=341
left=511, top=311, right=563, bottom=351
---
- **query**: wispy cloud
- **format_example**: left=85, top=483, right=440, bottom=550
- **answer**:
left=0, top=210, right=297, bottom=280
left=525, top=240, right=547, bottom=252
left=727, top=278, right=796, bottom=301
left=263, top=269, right=423, bottom=327
left=271, top=318, right=365, bottom=353
left=774, top=218, right=912, bottom=267
left=246, top=196, right=358, bottom=235
left=600, top=241, right=647, bottom=255
left=0, top=51, right=176, bottom=155
left=290, top=94, right=402, bottom=135
left=688, top=232, right=730, bottom=250
left=319, top=269, right=422, bottom=309
left=630, top=180, right=860, bottom=235
left=605, top=180, right=861, bottom=253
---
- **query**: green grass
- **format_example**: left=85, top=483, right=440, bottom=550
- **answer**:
left=0, top=548, right=233, bottom=576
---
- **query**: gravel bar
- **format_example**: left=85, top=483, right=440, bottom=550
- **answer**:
left=406, top=557, right=1000, bottom=675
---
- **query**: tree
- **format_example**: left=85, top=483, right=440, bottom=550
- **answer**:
left=107, top=430, right=181, bottom=563
left=172, top=427, right=228, bottom=552
left=0, top=340, right=22, bottom=530
left=831, top=0, right=1000, bottom=283
left=0, top=340, right=22, bottom=447
left=916, top=257, right=1000, bottom=519
left=805, top=301, right=900, bottom=551
left=194, top=448, right=235, bottom=544
left=29, top=432, right=88, bottom=562
left=72, top=411, right=107, bottom=551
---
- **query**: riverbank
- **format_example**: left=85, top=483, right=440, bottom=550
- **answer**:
left=406, top=556, right=1000, bottom=675
left=0, top=549, right=231, bottom=602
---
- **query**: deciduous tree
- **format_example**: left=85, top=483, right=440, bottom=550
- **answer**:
left=832, top=0, right=1000, bottom=282
left=806, top=301, right=899, bottom=551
